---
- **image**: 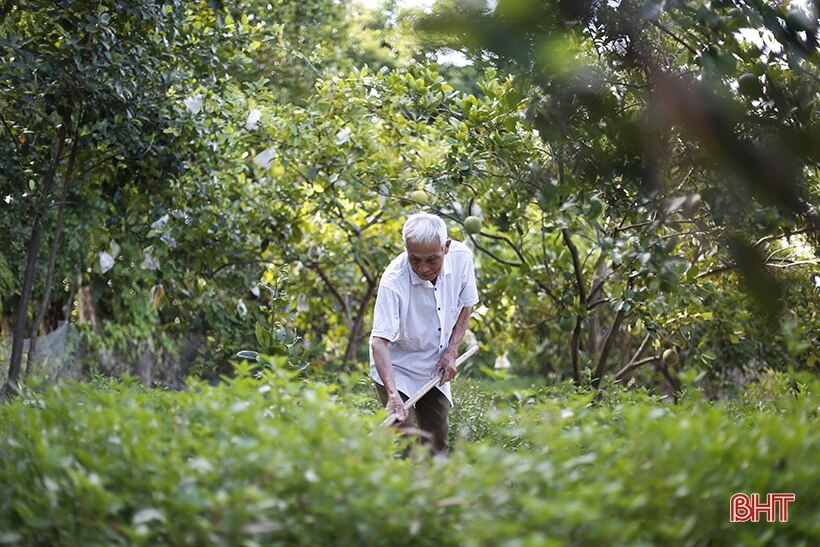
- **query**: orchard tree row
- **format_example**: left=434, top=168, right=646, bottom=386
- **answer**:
left=1, top=0, right=817, bottom=397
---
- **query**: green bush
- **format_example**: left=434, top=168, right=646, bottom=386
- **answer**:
left=1, top=367, right=817, bottom=545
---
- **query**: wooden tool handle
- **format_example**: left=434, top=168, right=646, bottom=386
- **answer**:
left=379, top=345, right=479, bottom=428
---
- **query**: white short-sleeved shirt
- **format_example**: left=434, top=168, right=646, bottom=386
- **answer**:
left=369, top=240, right=479, bottom=406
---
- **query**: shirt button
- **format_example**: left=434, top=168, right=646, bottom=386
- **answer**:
left=438, top=327, right=441, bottom=331
left=437, top=307, right=441, bottom=311
left=440, top=345, right=443, bottom=348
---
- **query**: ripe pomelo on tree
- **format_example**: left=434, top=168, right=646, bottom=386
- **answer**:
left=662, top=348, right=680, bottom=366
left=464, top=215, right=482, bottom=234
left=558, top=315, right=575, bottom=332
left=410, top=190, right=429, bottom=204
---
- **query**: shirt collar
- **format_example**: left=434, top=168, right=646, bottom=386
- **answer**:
left=409, top=268, right=426, bottom=285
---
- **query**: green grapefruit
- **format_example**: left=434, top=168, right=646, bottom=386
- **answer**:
left=662, top=348, right=680, bottom=366
left=558, top=315, right=575, bottom=332
left=464, top=215, right=483, bottom=234
left=410, top=190, right=429, bottom=204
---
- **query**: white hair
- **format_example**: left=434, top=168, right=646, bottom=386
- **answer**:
left=402, top=213, right=448, bottom=247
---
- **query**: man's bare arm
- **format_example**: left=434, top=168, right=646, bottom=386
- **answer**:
left=436, top=306, right=472, bottom=383
left=371, top=336, right=408, bottom=420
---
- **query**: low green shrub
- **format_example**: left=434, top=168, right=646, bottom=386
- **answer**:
left=0, top=366, right=817, bottom=546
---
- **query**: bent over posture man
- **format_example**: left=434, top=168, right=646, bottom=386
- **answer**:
left=370, top=212, right=478, bottom=454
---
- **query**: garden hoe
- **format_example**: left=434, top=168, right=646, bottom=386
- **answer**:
left=379, top=345, right=479, bottom=428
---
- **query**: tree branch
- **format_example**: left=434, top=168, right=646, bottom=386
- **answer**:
left=6, top=119, right=68, bottom=390
left=344, top=278, right=377, bottom=364
left=697, top=258, right=819, bottom=279
left=0, top=113, right=20, bottom=155
left=25, top=126, right=80, bottom=378
left=470, top=237, right=523, bottom=267
left=695, top=264, right=733, bottom=279
left=587, top=298, right=611, bottom=310
left=570, top=319, right=582, bottom=385
left=309, top=262, right=351, bottom=329
left=650, top=20, right=699, bottom=57
left=561, top=228, right=587, bottom=306
left=753, top=227, right=815, bottom=248
left=615, top=220, right=653, bottom=233
left=767, top=259, right=820, bottom=268
left=656, top=360, right=682, bottom=398
left=591, top=305, right=626, bottom=389
left=614, top=355, right=659, bottom=382
left=613, top=333, right=656, bottom=381
left=474, top=230, right=529, bottom=266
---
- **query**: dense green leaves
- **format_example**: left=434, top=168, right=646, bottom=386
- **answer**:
left=0, top=3, right=817, bottom=543
left=411, top=0, right=820, bottom=386
left=0, top=0, right=351, bottom=381
left=1, top=0, right=817, bottom=392
left=0, top=372, right=817, bottom=544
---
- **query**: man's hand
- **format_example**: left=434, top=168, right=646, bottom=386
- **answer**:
left=435, top=351, right=457, bottom=384
left=386, top=391, right=408, bottom=422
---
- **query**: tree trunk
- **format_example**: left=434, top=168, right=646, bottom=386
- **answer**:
left=5, top=122, right=68, bottom=393
left=343, top=280, right=376, bottom=364
left=592, top=307, right=626, bottom=390
left=138, top=338, right=154, bottom=386
left=562, top=228, right=586, bottom=385
left=77, top=284, right=99, bottom=329
left=570, top=319, right=582, bottom=384
left=586, top=257, right=608, bottom=355
left=25, top=131, right=79, bottom=379
left=656, top=360, right=682, bottom=403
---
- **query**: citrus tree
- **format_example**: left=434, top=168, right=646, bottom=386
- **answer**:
left=0, top=0, right=294, bottom=388
left=1, top=0, right=225, bottom=391
left=410, top=0, right=819, bottom=390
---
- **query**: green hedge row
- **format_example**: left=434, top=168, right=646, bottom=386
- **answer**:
left=1, top=366, right=817, bottom=546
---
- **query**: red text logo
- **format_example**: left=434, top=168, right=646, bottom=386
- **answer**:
left=730, top=493, right=795, bottom=523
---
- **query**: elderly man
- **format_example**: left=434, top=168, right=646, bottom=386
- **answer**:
left=370, top=212, right=478, bottom=454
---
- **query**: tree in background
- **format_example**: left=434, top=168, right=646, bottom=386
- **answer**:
left=2, top=0, right=816, bottom=393
left=0, top=0, right=282, bottom=391
left=423, top=0, right=819, bottom=288
left=405, top=0, right=819, bottom=390
left=1, top=0, right=201, bottom=393
left=0, top=0, right=448, bottom=386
